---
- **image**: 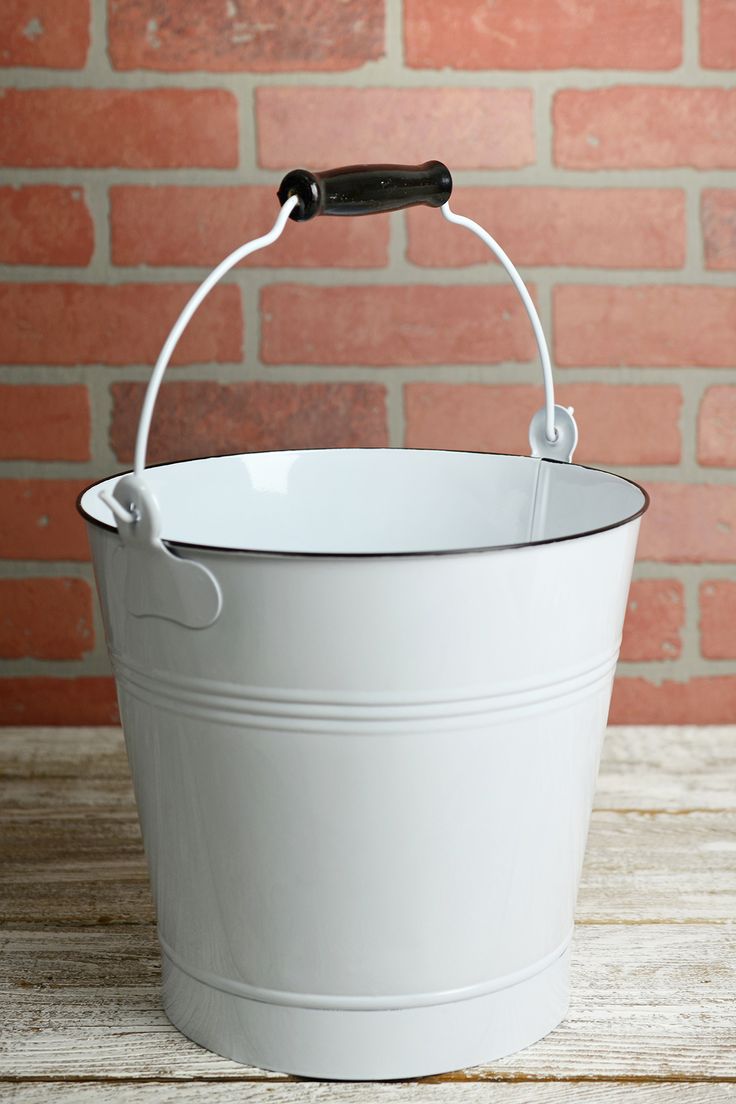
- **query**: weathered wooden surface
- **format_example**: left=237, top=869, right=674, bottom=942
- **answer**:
left=2, top=1087, right=736, bottom=1103
left=2, top=924, right=735, bottom=1081
left=1, top=726, right=734, bottom=1100
left=595, top=726, right=736, bottom=811
left=2, top=1088, right=736, bottom=1104
left=0, top=728, right=125, bottom=780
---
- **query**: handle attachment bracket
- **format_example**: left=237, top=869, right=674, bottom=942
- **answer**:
left=529, top=405, right=578, bottom=463
left=101, top=474, right=222, bottom=630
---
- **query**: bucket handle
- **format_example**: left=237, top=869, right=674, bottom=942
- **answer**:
left=103, top=161, right=578, bottom=546
left=278, top=163, right=576, bottom=463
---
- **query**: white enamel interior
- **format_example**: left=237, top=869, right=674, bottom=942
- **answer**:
left=80, top=448, right=646, bottom=556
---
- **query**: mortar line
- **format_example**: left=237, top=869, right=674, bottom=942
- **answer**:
left=3, top=364, right=736, bottom=384
left=682, top=0, right=700, bottom=71
left=87, top=360, right=119, bottom=475
left=5, top=167, right=736, bottom=188
left=83, top=176, right=110, bottom=280
left=86, top=0, right=109, bottom=76
left=235, top=79, right=254, bottom=175
left=238, top=270, right=261, bottom=382
left=1, top=652, right=117, bottom=678
left=676, top=369, right=702, bottom=482
left=385, top=375, right=405, bottom=448
left=5, top=66, right=736, bottom=91
left=684, top=174, right=704, bottom=276
left=385, top=0, right=404, bottom=69
left=5, top=263, right=736, bottom=286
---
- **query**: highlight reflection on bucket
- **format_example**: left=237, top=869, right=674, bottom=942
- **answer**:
left=78, top=161, right=648, bottom=1080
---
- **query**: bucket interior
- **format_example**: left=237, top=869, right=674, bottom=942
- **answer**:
left=80, top=449, right=647, bottom=556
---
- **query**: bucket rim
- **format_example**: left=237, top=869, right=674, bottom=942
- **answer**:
left=77, top=446, right=650, bottom=560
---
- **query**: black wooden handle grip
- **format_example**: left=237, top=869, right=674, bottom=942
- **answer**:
left=277, top=161, right=452, bottom=221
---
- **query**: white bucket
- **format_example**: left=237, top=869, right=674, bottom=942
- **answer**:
left=79, top=163, right=648, bottom=1079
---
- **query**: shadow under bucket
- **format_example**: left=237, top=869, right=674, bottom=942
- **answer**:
left=78, top=162, right=649, bottom=1080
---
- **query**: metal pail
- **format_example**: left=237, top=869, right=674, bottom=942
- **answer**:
left=78, top=162, right=649, bottom=1080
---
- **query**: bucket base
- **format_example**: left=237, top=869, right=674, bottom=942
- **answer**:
left=161, top=945, right=570, bottom=1080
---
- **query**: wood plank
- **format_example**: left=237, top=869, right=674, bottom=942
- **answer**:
left=581, top=811, right=736, bottom=922
left=1, top=778, right=135, bottom=813
left=2, top=1086, right=735, bottom=1103
left=0, top=729, right=125, bottom=780
left=0, top=871, right=154, bottom=928
left=3, top=727, right=736, bottom=813
left=2, top=810, right=734, bottom=926
left=0, top=926, right=734, bottom=1082
left=596, top=727, right=736, bottom=812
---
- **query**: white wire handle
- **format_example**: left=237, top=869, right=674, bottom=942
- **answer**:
left=441, top=202, right=556, bottom=443
left=131, top=193, right=299, bottom=481
left=116, top=185, right=577, bottom=523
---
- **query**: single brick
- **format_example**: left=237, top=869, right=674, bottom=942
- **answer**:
left=0, top=480, right=91, bottom=561
left=0, top=88, right=238, bottom=168
left=701, top=0, right=736, bottom=68
left=698, top=386, right=736, bottom=467
left=0, top=0, right=89, bottom=68
left=108, top=0, right=384, bottom=71
left=638, top=483, right=736, bottom=563
left=0, top=677, right=119, bottom=725
left=0, top=185, right=93, bottom=266
left=0, top=577, right=94, bottom=660
left=0, top=385, right=90, bottom=461
left=0, top=283, right=242, bottom=366
left=702, top=190, right=736, bottom=270
left=554, top=286, right=736, bottom=368
left=257, top=88, right=534, bottom=170
left=700, top=580, right=736, bottom=659
left=619, top=579, right=684, bottom=662
left=554, top=87, right=736, bottom=169
left=262, top=285, right=536, bottom=366
left=610, top=676, right=736, bottom=724
left=110, top=186, right=389, bottom=268
left=405, top=0, right=681, bottom=70
left=407, top=187, right=685, bottom=269
left=403, top=383, right=681, bottom=466
left=110, top=380, right=389, bottom=464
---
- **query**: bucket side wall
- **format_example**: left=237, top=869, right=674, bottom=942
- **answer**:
left=87, top=517, right=637, bottom=999
left=87, top=519, right=640, bottom=695
left=119, top=675, right=611, bottom=998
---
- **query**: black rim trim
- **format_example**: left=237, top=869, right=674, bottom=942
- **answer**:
left=76, top=447, right=650, bottom=560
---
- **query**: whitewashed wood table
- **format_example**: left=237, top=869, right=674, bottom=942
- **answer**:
left=1, top=726, right=734, bottom=1102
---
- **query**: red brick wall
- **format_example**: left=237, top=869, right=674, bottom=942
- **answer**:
left=1, top=1, right=735, bottom=724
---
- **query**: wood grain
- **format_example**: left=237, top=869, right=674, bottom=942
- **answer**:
left=595, top=727, right=736, bottom=812
left=582, top=811, right=736, bottom=922
left=1, top=925, right=734, bottom=1081
left=2, top=1086, right=736, bottom=1103
left=0, top=729, right=125, bottom=780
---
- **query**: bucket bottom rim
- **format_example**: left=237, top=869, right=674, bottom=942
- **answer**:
left=160, top=939, right=571, bottom=1080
